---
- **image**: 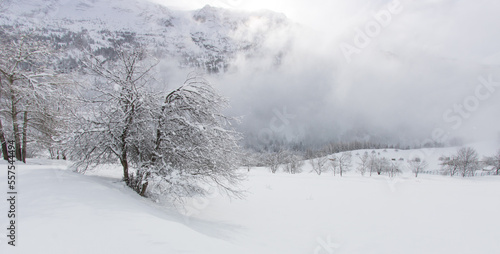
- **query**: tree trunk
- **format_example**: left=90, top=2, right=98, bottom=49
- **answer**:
left=120, top=116, right=132, bottom=185
left=10, top=88, right=22, bottom=161
left=0, top=76, right=9, bottom=160
left=139, top=182, right=148, bottom=197
left=0, top=118, right=9, bottom=160
left=49, top=148, right=55, bottom=159
left=21, top=111, right=28, bottom=163
left=120, top=154, right=129, bottom=185
left=120, top=122, right=131, bottom=185
left=120, top=102, right=134, bottom=186
left=152, top=104, right=167, bottom=163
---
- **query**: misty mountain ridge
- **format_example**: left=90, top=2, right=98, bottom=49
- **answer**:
left=0, top=0, right=294, bottom=73
left=2, top=0, right=498, bottom=151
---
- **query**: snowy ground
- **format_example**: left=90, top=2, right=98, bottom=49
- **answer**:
left=1, top=143, right=500, bottom=254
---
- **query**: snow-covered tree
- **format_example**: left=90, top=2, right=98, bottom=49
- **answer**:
left=408, top=157, right=428, bottom=177
left=241, top=150, right=257, bottom=172
left=71, top=44, right=160, bottom=187
left=310, top=155, right=328, bottom=175
left=357, top=151, right=369, bottom=176
left=439, top=155, right=459, bottom=176
left=71, top=44, right=243, bottom=199
left=265, top=149, right=285, bottom=173
left=456, top=147, right=480, bottom=177
left=0, top=31, right=70, bottom=162
left=282, top=150, right=304, bottom=174
left=483, top=149, right=500, bottom=175
left=440, top=148, right=480, bottom=177
left=387, top=158, right=401, bottom=178
left=368, top=151, right=378, bottom=176
left=137, top=74, right=243, bottom=198
left=330, top=152, right=352, bottom=177
left=376, top=157, right=390, bottom=175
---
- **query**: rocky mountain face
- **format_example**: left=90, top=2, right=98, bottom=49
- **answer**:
left=0, top=0, right=295, bottom=73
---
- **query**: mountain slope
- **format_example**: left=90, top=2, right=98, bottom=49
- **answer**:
left=0, top=0, right=294, bottom=73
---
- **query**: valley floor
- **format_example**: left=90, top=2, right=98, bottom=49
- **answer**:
left=1, top=156, right=499, bottom=254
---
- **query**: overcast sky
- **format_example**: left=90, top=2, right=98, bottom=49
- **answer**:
left=156, top=0, right=500, bottom=147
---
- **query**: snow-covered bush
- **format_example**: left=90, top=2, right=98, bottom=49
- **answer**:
left=440, top=147, right=480, bottom=177
left=71, top=44, right=243, bottom=200
left=282, top=151, right=304, bottom=174
left=138, top=74, right=244, bottom=199
left=310, top=155, right=328, bottom=175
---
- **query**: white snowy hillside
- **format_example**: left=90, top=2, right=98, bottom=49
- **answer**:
left=1, top=143, right=499, bottom=254
left=0, top=0, right=294, bottom=73
left=1, top=0, right=500, bottom=253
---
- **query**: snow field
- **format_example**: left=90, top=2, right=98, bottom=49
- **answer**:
left=197, top=169, right=500, bottom=254
left=0, top=160, right=249, bottom=254
left=1, top=142, right=499, bottom=254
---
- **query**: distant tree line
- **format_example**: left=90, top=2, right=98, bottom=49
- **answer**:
left=247, top=145, right=499, bottom=178
left=439, top=148, right=500, bottom=177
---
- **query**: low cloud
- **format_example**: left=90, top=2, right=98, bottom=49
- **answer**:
left=159, top=0, right=500, bottom=147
